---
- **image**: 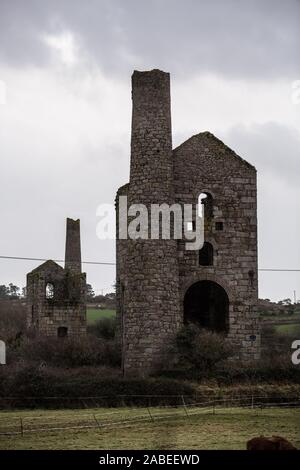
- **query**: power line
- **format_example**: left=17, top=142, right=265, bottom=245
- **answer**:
left=0, top=255, right=115, bottom=266
left=0, top=255, right=300, bottom=271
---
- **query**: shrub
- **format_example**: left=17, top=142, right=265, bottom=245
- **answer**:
left=175, top=323, right=237, bottom=373
left=0, top=300, right=26, bottom=343
left=0, top=364, right=196, bottom=408
left=18, top=334, right=121, bottom=368
left=261, top=324, right=294, bottom=352
left=1, top=363, right=299, bottom=409
left=87, top=317, right=116, bottom=339
left=210, top=354, right=300, bottom=385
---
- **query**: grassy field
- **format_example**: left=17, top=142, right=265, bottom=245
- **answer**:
left=0, top=407, right=299, bottom=450
left=275, top=323, right=300, bottom=335
left=86, top=308, right=116, bottom=324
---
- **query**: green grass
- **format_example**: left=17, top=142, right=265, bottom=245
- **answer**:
left=275, top=323, right=300, bottom=335
left=261, top=312, right=300, bottom=321
left=0, top=407, right=299, bottom=450
left=87, top=308, right=116, bottom=324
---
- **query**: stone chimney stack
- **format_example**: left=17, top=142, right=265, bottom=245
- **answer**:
left=130, top=69, right=174, bottom=204
left=121, top=70, right=180, bottom=377
left=65, top=218, right=82, bottom=275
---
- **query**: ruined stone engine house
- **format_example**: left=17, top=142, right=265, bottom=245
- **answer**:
left=116, top=69, right=260, bottom=377
left=27, top=218, right=86, bottom=338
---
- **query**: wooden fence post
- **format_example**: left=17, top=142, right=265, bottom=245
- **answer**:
left=181, top=395, right=189, bottom=417
left=147, top=407, right=154, bottom=422
left=93, top=414, right=101, bottom=429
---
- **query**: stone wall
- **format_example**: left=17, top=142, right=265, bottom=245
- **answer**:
left=116, top=69, right=260, bottom=377
left=27, top=262, right=86, bottom=338
left=173, top=132, right=260, bottom=360
left=26, top=217, right=87, bottom=338
left=116, top=70, right=181, bottom=377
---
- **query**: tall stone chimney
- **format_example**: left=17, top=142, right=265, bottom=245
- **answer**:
left=65, top=218, right=82, bottom=275
left=121, top=69, right=181, bottom=377
left=130, top=69, right=174, bottom=203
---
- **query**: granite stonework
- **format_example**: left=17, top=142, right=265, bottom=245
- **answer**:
left=26, top=218, right=86, bottom=338
left=116, top=70, right=260, bottom=377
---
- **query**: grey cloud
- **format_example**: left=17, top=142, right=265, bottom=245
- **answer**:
left=0, top=0, right=299, bottom=299
left=0, top=0, right=299, bottom=79
left=223, top=122, right=300, bottom=299
left=223, top=122, right=300, bottom=186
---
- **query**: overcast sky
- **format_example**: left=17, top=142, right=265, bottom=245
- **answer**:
left=0, top=0, right=299, bottom=300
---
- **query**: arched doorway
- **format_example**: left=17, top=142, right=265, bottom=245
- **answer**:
left=184, top=280, right=229, bottom=332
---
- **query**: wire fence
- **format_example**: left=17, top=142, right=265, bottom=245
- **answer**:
left=0, top=395, right=299, bottom=437
left=1, top=392, right=299, bottom=409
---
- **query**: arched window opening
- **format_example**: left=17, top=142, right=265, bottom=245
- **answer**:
left=198, top=192, right=213, bottom=220
left=199, top=242, right=214, bottom=266
left=184, top=280, right=229, bottom=333
left=57, top=327, right=68, bottom=338
left=45, top=283, right=54, bottom=299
